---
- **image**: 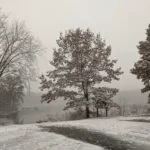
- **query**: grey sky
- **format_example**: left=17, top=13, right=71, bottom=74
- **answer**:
left=1, top=0, right=150, bottom=91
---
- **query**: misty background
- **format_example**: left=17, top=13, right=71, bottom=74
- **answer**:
left=0, top=0, right=150, bottom=123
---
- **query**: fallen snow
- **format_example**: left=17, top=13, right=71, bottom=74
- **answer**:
left=43, top=116, right=150, bottom=147
left=1, top=116, right=150, bottom=149
left=0, top=124, right=104, bottom=150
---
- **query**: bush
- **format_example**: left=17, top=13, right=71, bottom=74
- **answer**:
left=0, top=118, right=13, bottom=126
left=67, top=109, right=85, bottom=120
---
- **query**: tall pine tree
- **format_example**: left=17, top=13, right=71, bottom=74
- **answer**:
left=131, top=24, right=150, bottom=103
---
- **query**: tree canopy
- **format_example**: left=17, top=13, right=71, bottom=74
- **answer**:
left=40, top=28, right=123, bottom=118
left=0, top=9, right=43, bottom=88
left=91, top=87, right=119, bottom=117
left=131, top=24, right=150, bottom=103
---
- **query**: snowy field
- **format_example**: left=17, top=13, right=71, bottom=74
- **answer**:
left=42, top=116, right=150, bottom=149
left=0, top=124, right=103, bottom=150
left=0, top=116, right=150, bottom=150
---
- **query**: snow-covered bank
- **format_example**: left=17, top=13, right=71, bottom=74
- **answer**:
left=0, top=124, right=104, bottom=150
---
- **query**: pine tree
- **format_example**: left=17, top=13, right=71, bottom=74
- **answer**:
left=131, top=24, right=150, bottom=103
left=40, top=28, right=123, bottom=118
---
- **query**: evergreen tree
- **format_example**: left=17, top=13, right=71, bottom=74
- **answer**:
left=40, top=28, right=123, bottom=118
left=131, top=24, right=150, bottom=103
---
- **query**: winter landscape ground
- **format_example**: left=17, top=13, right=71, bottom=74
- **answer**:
left=0, top=116, right=150, bottom=150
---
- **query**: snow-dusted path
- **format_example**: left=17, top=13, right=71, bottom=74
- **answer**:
left=0, top=125, right=104, bottom=150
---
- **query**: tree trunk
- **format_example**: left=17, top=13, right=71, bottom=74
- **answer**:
left=86, top=106, right=90, bottom=118
left=96, top=108, right=99, bottom=117
left=82, top=81, right=90, bottom=118
left=85, top=92, right=90, bottom=118
left=105, top=107, right=108, bottom=117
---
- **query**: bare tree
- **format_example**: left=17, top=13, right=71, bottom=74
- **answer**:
left=0, top=9, right=43, bottom=88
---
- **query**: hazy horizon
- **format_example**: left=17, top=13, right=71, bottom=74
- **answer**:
left=1, top=0, right=150, bottom=92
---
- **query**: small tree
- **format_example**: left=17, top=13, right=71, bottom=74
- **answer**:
left=131, top=24, right=150, bottom=103
left=92, top=87, right=119, bottom=117
left=40, top=28, right=123, bottom=118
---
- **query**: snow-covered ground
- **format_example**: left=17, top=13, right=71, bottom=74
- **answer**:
left=0, top=116, right=150, bottom=150
left=0, top=124, right=104, bottom=150
left=42, top=116, right=150, bottom=148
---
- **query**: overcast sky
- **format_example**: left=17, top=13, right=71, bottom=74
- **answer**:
left=1, top=0, right=150, bottom=92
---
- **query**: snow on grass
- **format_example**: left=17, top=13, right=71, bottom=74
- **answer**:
left=1, top=116, right=150, bottom=150
left=42, top=116, right=150, bottom=147
left=0, top=124, right=104, bottom=150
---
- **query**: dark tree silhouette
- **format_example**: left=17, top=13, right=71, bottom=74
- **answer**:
left=131, top=24, right=150, bottom=103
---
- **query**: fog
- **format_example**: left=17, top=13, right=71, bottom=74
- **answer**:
left=1, top=0, right=150, bottom=91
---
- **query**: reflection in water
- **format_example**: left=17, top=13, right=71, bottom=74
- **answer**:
left=17, top=107, right=39, bottom=124
left=10, top=106, right=65, bottom=124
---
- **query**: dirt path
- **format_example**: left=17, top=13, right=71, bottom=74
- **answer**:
left=40, top=125, right=150, bottom=150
